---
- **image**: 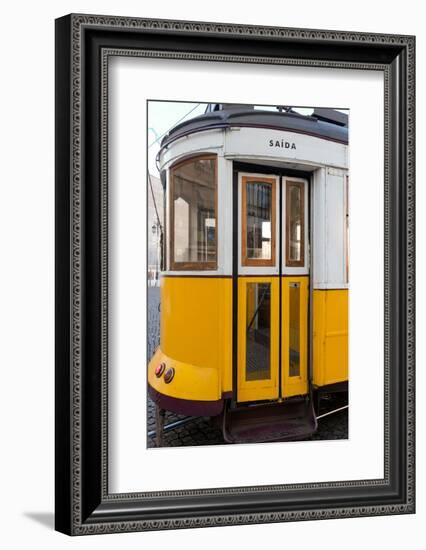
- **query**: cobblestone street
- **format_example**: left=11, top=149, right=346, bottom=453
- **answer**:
left=147, top=287, right=348, bottom=448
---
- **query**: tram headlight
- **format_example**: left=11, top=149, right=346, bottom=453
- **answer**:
left=155, top=362, right=166, bottom=377
left=164, top=367, right=175, bottom=384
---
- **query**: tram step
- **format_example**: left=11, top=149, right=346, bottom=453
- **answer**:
left=223, top=399, right=317, bottom=444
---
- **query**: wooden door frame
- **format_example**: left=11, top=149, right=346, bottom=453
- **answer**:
left=241, top=175, right=277, bottom=267
left=231, top=162, right=313, bottom=407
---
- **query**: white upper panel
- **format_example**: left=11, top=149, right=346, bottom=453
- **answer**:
left=159, top=126, right=348, bottom=172
left=224, top=127, right=347, bottom=169
left=160, top=127, right=349, bottom=285
left=312, top=167, right=349, bottom=289
left=159, top=129, right=224, bottom=171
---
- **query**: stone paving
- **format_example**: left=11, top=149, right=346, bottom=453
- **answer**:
left=147, top=287, right=348, bottom=448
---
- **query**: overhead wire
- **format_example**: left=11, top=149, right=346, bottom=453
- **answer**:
left=148, top=102, right=202, bottom=149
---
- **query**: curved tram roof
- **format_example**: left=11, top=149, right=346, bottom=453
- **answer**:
left=160, top=106, right=348, bottom=151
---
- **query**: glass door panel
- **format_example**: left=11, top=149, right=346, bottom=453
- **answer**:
left=237, top=277, right=279, bottom=402
left=241, top=176, right=276, bottom=267
left=285, top=180, right=305, bottom=268
left=246, top=282, right=271, bottom=381
left=281, top=277, right=309, bottom=398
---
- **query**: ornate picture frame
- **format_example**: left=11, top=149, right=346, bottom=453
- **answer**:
left=55, top=14, right=415, bottom=535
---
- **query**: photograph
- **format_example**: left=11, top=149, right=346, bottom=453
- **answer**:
left=147, top=101, right=349, bottom=448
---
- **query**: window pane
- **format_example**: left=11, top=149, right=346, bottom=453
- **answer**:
left=246, top=182, right=272, bottom=260
left=287, top=182, right=304, bottom=266
left=289, top=282, right=300, bottom=377
left=246, top=283, right=271, bottom=381
left=172, top=158, right=216, bottom=266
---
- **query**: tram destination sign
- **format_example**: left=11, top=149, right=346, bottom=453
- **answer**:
left=269, top=138, right=297, bottom=150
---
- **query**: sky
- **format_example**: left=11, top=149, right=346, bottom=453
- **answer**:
left=147, top=101, right=207, bottom=175
left=147, top=101, right=347, bottom=176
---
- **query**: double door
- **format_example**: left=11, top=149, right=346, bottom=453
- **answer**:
left=237, top=172, right=309, bottom=403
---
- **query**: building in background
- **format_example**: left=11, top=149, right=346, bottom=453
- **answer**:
left=147, top=174, right=163, bottom=286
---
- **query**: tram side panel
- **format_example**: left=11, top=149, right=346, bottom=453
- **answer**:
left=148, top=276, right=232, bottom=412
left=313, top=289, right=348, bottom=386
left=312, top=168, right=349, bottom=388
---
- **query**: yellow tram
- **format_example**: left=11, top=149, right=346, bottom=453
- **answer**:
left=148, top=104, right=349, bottom=444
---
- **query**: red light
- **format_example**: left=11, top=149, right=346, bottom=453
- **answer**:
left=164, top=367, right=175, bottom=384
left=155, top=362, right=165, bottom=377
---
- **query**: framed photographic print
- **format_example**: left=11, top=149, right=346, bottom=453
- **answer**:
left=55, top=14, right=415, bottom=535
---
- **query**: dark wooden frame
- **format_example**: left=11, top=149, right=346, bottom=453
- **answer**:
left=241, top=175, right=277, bottom=267
left=285, top=180, right=305, bottom=268
left=169, top=154, right=218, bottom=271
left=55, top=13, right=415, bottom=535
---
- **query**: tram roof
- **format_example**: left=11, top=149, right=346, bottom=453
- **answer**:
left=160, top=106, right=349, bottom=149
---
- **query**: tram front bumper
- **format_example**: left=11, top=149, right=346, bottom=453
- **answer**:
left=148, top=348, right=225, bottom=417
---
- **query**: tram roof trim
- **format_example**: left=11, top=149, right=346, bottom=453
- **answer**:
left=160, top=107, right=348, bottom=149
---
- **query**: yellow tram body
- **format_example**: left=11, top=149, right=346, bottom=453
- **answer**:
left=148, top=280, right=348, bottom=404
left=148, top=104, right=349, bottom=442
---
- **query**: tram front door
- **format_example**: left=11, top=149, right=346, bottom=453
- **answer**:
left=237, top=172, right=309, bottom=403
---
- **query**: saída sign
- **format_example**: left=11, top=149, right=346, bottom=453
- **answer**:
left=269, top=139, right=296, bottom=150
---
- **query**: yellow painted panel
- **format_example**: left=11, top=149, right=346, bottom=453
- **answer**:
left=313, top=289, right=348, bottom=387
left=281, top=276, right=309, bottom=398
left=148, top=348, right=220, bottom=401
left=237, top=277, right=279, bottom=402
left=221, top=278, right=233, bottom=393
left=158, top=277, right=232, bottom=400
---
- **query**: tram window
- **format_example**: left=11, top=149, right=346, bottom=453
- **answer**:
left=289, top=282, right=300, bottom=377
left=170, top=156, right=217, bottom=270
left=286, top=181, right=305, bottom=267
left=246, top=282, right=271, bottom=381
left=242, top=177, right=276, bottom=266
